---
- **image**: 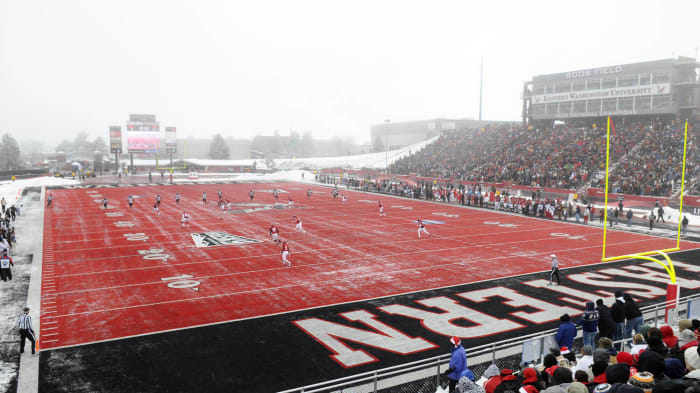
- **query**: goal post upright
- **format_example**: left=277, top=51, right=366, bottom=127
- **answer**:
left=601, top=116, right=612, bottom=260
left=675, top=120, right=689, bottom=249
left=599, top=118, right=690, bottom=323
left=601, top=118, right=689, bottom=261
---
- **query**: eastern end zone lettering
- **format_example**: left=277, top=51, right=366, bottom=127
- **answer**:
left=37, top=250, right=700, bottom=393
left=293, top=259, right=700, bottom=368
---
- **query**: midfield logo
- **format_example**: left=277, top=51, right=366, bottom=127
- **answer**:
left=226, top=202, right=301, bottom=214
left=191, top=231, right=262, bottom=248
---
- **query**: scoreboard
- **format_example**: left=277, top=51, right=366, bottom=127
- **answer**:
left=126, top=114, right=161, bottom=153
left=127, top=122, right=160, bottom=132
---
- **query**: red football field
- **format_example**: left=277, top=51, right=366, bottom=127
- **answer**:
left=39, top=182, right=699, bottom=349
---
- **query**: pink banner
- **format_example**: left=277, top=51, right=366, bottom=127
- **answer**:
left=128, top=136, right=161, bottom=152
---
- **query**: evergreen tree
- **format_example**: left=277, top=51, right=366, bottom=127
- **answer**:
left=0, top=134, right=21, bottom=170
left=92, top=137, right=108, bottom=154
left=209, top=134, right=230, bottom=159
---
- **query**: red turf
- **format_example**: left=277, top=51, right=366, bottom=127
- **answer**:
left=39, top=183, right=697, bottom=349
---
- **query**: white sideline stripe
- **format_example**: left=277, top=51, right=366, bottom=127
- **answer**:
left=17, top=185, right=45, bottom=393
left=43, top=327, right=58, bottom=330
left=42, top=333, right=58, bottom=337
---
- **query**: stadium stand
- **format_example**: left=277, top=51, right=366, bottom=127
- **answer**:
left=389, top=121, right=699, bottom=197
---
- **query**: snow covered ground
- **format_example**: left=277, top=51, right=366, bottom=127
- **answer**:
left=273, top=136, right=438, bottom=170
left=127, top=136, right=439, bottom=171
left=0, top=177, right=78, bottom=211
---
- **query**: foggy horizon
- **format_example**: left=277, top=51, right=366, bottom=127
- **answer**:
left=1, top=0, right=699, bottom=151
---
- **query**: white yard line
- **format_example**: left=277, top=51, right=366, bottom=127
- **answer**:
left=17, top=186, right=45, bottom=393
left=49, top=236, right=655, bottom=317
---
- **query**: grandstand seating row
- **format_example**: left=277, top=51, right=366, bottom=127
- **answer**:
left=389, top=122, right=699, bottom=197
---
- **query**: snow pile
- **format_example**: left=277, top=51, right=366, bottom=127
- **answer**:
left=588, top=203, right=700, bottom=226
left=273, top=136, right=438, bottom=170
left=0, top=176, right=78, bottom=206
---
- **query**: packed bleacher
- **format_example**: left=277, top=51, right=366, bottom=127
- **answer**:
left=389, top=121, right=699, bottom=197
left=0, top=198, right=18, bottom=283
left=444, top=292, right=700, bottom=393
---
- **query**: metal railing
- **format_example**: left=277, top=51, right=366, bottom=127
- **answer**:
left=279, top=294, right=699, bottom=393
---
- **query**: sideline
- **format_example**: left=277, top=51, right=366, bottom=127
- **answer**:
left=17, top=186, right=45, bottom=393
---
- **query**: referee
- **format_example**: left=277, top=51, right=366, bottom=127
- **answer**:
left=17, top=307, right=36, bottom=355
left=548, top=254, right=560, bottom=286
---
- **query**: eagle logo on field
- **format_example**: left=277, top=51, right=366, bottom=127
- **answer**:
left=191, top=231, right=262, bottom=248
left=226, top=202, right=302, bottom=214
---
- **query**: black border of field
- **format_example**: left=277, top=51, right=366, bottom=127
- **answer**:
left=38, top=249, right=700, bottom=393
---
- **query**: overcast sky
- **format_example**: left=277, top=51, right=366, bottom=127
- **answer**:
left=1, top=0, right=698, bottom=150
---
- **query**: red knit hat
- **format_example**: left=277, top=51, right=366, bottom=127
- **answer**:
left=450, top=336, right=461, bottom=346
left=520, top=386, right=539, bottom=393
left=522, top=367, right=538, bottom=384
left=617, top=351, right=635, bottom=366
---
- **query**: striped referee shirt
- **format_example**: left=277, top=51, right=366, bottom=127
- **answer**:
left=17, top=313, right=33, bottom=331
left=551, top=257, right=559, bottom=269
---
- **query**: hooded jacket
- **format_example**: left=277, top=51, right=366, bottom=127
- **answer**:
left=448, top=343, right=468, bottom=381
left=596, top=303, right=616, bottom=334
left=660, top=326, right=678, bottom=348
left=494, top=375, right=522, bottom=393
left=556, top=320, right=577, bottom=349
left=623, top=294, right=642, bottom=319
left=611, top=298, right=626, bottom=323
left=577, top=302, right=600, bottom=333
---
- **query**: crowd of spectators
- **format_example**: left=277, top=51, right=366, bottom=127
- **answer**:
left=443, top=292, right=700, bottom=393
left=0, top=197, right=18, bottom=283
left=389, top=121, right=699, bottom=197
left=594, top=122, right=699, bottom=197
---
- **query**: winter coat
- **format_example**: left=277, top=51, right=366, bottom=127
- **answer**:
left=448, top=344, right=468, bottom=381
left=623, top=294, right=642, bottom=319
left=577, top=302, right=600, bottom=333
left=494, top=375, right=521, bottom=393
left=556, top=322, right=577, bottom=349
left=611, top=299, right=626, bottom=323
left=596, top=304, right=617, bottom=334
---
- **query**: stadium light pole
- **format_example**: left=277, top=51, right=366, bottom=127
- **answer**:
left=384, top=119, right=390, bottom=171
left=479, top=53, right=483, bottom=121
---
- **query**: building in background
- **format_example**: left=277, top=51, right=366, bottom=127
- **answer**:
left=522, top=57, right=700, bottom=127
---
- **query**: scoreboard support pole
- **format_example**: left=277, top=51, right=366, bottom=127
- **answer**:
left=114, top=152, right=119, bottom=174
left=130, top=153, right=134, bottom=174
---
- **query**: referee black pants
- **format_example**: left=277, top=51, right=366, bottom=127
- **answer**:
left=550, top=268, right=560, bottom=285
left=20, top=329, right=35, bottom=354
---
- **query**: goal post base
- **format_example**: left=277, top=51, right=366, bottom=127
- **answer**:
left=602, top=249, right=678, bottom=324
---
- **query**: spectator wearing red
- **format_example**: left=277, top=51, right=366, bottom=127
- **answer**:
left=494, top=369, right=521, bottom=393
left=659, top=326, right=678, bottom=351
